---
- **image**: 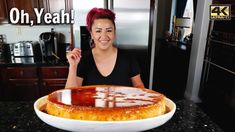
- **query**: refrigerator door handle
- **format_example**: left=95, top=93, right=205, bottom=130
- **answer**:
left=108, top=0, right=114, bottom=10
left=104, top=0, right=108, bottom=9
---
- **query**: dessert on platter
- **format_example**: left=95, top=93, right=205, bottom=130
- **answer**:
left=45, top=85, right=166, bottom=121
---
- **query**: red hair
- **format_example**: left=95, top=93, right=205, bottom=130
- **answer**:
left=86, top=8, right=116, bottom=32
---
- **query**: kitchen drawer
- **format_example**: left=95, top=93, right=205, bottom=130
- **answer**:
left=40, top=79, right=67, bottom=96
left=41, top=66, right=68, bottom=79
left=3, top=79, right=40, bottom=101
left=6, top=67, right=38, bottom=79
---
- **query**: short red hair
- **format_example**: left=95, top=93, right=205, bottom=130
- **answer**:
left=86, top=8, right=116, bottom=32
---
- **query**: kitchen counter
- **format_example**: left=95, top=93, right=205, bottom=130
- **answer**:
left=0, top=99, right=224, bottom=132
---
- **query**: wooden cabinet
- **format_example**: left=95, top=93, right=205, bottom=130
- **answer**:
left=42, top=0, right=72, bottom=13
left=2, top=67, right=40, bottom=101
left=0, top=0, right=7, bottom=21
left=41, top=0, right=72, bottom=25
left=4, top=0, right=72, bottom=24
left=6, top=79, right=39, bottom=100
left=6, top=0, right=42, bottom=23
left=6, top=66, right=38, bottom=78
left=0, top=65, right=69, bottom=101
left=0, top=67, right=4, bottom=100
left=40, top=66, right=68, bottom=78
left=40, top=66, right=68, bottom=96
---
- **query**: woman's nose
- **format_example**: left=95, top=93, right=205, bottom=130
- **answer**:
left=100, top=31, right=108, bottom=38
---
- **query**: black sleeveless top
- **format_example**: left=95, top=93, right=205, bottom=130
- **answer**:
left=77, top=48, right=140, bottom=86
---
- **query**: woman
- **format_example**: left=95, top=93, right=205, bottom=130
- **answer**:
left=65, top=8, right=145, bottom=88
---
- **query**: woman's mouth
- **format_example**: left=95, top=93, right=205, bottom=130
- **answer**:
left=100, top=40, right=109, bottom=44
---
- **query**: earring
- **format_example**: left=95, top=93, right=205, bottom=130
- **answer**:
left=89, top=39, right=95, bottom=48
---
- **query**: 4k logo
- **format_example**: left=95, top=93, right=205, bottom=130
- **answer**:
left=210, top=5, right=231, bottom=20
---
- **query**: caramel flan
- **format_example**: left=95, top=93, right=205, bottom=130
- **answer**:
left=46, top=85, right=166, bottom=121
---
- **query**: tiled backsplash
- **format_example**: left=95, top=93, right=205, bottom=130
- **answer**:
left=0, top=24, right=71, bottom=43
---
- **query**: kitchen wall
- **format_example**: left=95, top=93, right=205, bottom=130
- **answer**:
left=0, top=24, right=71, bottom=44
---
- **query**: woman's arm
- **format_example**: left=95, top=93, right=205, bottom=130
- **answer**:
left=65, top=48, right=83, bottom=88
left=65, top=65, right=83, bottom=88
left=131, top=74, right=145, bottom=88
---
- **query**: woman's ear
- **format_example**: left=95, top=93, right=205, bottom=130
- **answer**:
left=90, top=31, right=94, bottom=39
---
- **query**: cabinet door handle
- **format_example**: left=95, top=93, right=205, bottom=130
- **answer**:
left=43, top=82, right=46, bottom=86
left=20, top=70, right=24, bottom=77
left=34, top=82, right=38, bottom=85
left=54, top=71, right=58, bottom=76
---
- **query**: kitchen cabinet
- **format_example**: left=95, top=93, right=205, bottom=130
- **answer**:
left=199, top=19, right=235, bottom=132
left=0, top=68, right=4, bottom=100
left=5, top=0, right=72, bottom=24
left=41, top=0, right=72, bottom=25
left=40, top=66, right=68, bottom=96
left=5, top=79, right=39, bottom=100
left=0, top=0, right=7, bottom=21
left=199, top=2, right=235, bottom=131
left=2, top=67, right=40, bottom=101
left=0, top=65, right=69, bottom=101
left=200, top=15, right=235, bottom=108
left=42, top=0, right=72, bottom=13
left=6, top=0, right=42, bottom=23
left=153, top=40, right=191, bottom=101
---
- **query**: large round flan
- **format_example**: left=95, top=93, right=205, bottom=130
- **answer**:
left=46, top=85, right=166, bottom=121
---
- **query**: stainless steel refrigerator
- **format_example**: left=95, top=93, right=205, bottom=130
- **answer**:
left=72, top=0, right=151, bottom=49
left=72, top=0, right=155, bottom=87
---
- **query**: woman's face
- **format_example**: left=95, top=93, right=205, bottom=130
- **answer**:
left=90, top=19, right=116, bottom=50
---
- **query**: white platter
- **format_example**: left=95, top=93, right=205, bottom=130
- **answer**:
left=34, top=96, right=176, bottom=132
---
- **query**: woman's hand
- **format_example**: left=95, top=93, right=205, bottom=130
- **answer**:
left=66, top=48, right=82, bottom=67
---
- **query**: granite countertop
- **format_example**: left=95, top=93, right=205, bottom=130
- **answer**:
left=0, top=99, right=223, bottom=132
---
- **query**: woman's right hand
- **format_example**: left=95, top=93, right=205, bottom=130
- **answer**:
left=66, top=48, right=82, bottom=67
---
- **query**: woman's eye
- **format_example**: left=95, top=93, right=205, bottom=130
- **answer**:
left=96, top=30, right=101, bottom=33
left=107, top=30, right=112, bottom=32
